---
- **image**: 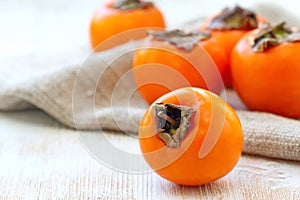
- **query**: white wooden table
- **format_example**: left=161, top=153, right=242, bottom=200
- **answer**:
left=0, top=0, right=300, bottom=199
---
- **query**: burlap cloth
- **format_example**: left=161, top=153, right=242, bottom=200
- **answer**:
left=1, top=5, right=300, bottom=162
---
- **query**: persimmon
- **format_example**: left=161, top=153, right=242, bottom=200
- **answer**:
left=132, top=29, right=226, bottom=104
left=201, top=5, right=267, bottom=87
left=90, top=0, right=165, bottom=51
left=231, top=22, right=300, bottom=118
left=139, top=87, right=244, bottom=186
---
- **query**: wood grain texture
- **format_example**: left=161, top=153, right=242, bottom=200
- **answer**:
left=0, top=111, right=299, bottom=200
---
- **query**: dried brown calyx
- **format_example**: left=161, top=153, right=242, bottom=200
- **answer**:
left=251, top=22, right=300, bottom=52
left=152, top=103, right=196, bottom=148
left=113, top=0, right=153, bottom=11
left=148, top=29, right=211, bottom=52
left=207, top=5, right=258, bottom=30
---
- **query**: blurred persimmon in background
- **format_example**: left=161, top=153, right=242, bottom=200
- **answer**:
left=201, top=5, right=267, bottom=87
left=90, top=0, right=165, bottom=51
left=132, top=29, right=226, bottom=104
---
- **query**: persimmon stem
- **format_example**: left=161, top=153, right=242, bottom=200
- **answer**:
left=207, top=5, right=258, bottom=30
left=157, top=111, right=177, bottom=126
left=251, top=22, right=300, bottom=52
left=153, top=103, right=196, bottom=148
left=148, top=29, right=211, bottom=52
left=113, top=0, right=153, bottom=11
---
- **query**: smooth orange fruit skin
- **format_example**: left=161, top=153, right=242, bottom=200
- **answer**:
left=90, top=0, right=165, bottom=51
left=231, top=30, right=300, bottom=118
left=201, top=15, right=267, bottom=87
left=132, top=37, right=226, bottom=104
left=139, top=87, right=244, bottom=186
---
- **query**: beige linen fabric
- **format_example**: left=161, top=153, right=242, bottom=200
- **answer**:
left=0, top=40, right=299, bottom=162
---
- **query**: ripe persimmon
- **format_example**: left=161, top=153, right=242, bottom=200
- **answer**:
left=231, top=22, right=300, bottom=118
left=132, top=29, right=226, bottom=104
left=201, top=5, right=267, bottom=87
left=139, top=87, right=244, bottom=186
left=90, top=0, right=165, bottom=51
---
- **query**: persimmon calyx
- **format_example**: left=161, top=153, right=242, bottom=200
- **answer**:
left=152, top=103, right=196, bottom=148
left=148, top=29, right=211, bottom=52
left=251, top=22, right=300, bottom=52
left=207, top=5, right=258, bottom=30
left=113, top=0, right=153, bottom=11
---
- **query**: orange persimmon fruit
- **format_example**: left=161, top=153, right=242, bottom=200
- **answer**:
left=201, top=5, right=267, bottom=87
left=90, top=0, right=165, bottom=51
left=231, top=22, right=300, bottom=118
left=132, top=29, right=226, bottom=104
left=139, top=87, right=244, bottom=186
